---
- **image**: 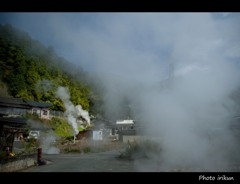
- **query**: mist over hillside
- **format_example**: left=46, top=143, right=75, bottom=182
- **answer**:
left=1, top=13, right=240, bottom=171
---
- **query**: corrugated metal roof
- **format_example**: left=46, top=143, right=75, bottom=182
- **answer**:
left=0, top=97, right=29, bottom=108
left=0, top=97, right=52, bottom=108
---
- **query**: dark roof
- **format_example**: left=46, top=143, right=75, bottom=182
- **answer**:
left=0, top=97, right=52, bottom=109
left=0, top=97, right=29, bottom=109
left=25, top=100, right=52, bottom=108
left=0, top=117, right=27, bottom=128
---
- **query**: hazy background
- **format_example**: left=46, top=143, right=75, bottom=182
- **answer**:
left=1, top=13, right=240, bottom=171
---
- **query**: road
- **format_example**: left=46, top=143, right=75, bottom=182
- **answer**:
left=21, top=146, right=240, bottom=172
left=21, top=149, right=137, bottom=172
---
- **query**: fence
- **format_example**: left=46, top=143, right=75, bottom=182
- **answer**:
left=50, top=110, right=64, bottom=118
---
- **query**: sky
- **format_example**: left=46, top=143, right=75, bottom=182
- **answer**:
left=0, top=13, right=239, bottom=83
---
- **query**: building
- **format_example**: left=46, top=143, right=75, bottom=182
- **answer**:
left=25, top=100, right=52, bottom=119
left=90, top=119, right=114, bottom=141
left=90, top=118, right=143, bottom=142
left=0, top=97, right=52, bottom=119
left=115, top=120, right=137, bottom=142
left=116, top=120, right=135, bottom=130
left=0, top=115, right=27, bottom=152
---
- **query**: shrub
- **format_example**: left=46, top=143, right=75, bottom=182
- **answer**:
left=118, top=139, right=162, bottom=160
left=63, top=147, right=80, bottom=153
left=82, top=146, right=91, bottom=153
left=0, top=151, right=7, bottom=162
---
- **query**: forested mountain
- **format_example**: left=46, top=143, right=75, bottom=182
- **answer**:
left=0, top=24, right=96, bottom=112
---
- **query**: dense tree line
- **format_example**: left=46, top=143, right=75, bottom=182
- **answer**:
left=0, top=24, right=94, bottom=112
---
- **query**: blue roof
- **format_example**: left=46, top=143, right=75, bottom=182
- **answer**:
left=25, top=100, right=52, bottom=108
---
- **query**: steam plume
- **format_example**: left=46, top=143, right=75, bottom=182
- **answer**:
left=6, top=13, right=240, bottom=171
left=56, top=86, right=91, bottom=136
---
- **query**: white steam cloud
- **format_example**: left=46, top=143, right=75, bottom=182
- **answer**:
left=27, top=120, right=60, bottom=154
left=7, top=13, right=240, bottom=171
left=40, top=132, right=60, bottom=154
left=71, top=13, right=240, bottom=171
left=56, top=86, right=91, bottom=136
left=35, top=79, right=54, bottom=94
left=138, top=60, right=240, bottom=171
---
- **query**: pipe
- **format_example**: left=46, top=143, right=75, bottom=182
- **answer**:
left=6, top=147, right=10, bottom=156
left=37, top=147, right=42, bottom=164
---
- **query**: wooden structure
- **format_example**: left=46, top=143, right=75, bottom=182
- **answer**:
left=0, top=97, right=52, bottom=119
left=0, top=115, right=27, bottom=152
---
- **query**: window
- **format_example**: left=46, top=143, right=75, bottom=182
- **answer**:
left=32, top=109, right=38, bottom=114
left=43, top=110, right=48, bottom=116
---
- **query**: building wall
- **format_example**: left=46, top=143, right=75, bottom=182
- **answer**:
left=40, top=109, right=50, bottom=119
left=32, top=108, right=50, bottom=119
left=122, top=135, right=147, bottom=143
left=32, top=108, right=41, bottom=116
left=93, top=130, right=103, bottom=140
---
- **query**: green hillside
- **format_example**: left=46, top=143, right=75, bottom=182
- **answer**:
left=0, top=24, right=92, bottom=112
